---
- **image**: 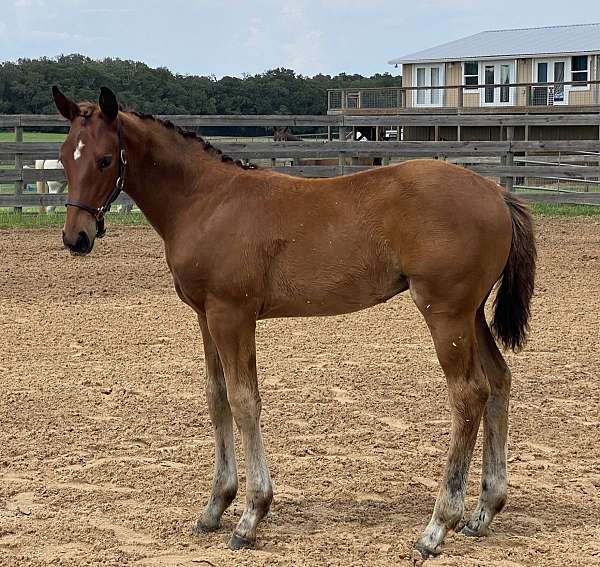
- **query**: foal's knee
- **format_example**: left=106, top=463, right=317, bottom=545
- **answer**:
left=228, top=388, right=262, bottom=428
left=205, top=376, right=230, bottom=421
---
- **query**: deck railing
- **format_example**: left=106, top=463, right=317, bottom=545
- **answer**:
left=328, top=80, right=600, bottom=112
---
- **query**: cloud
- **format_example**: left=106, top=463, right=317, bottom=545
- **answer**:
left=28, top=29, right=107, bottom=42
left=80, top=8, right=135, bottom=13
left=245, top=17, right=262, bottom=49
left=422, top=0, right=481, bottom=9
left=14, top=0, right=46, bottom=7
left=283, top=29, right=325, bottom=74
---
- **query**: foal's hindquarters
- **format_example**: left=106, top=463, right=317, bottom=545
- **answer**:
left=392, top=174, right=519, bottom=557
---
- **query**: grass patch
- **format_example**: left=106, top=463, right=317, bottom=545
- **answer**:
left=529, top=202, right=600, bottom=217
left=0, top=211, right=148, bottom=230
left=1, top=202, right=599, bottom=231
left=0, top=131, right=66, bottom=142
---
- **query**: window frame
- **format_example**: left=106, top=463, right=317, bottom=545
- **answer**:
left=478, top=60, right=516, bottom=107
left=462, top=61, right=479, bottom=90
left=570, top=55, right=590, bottom=91
left=412, top=64, right=445, bottom=107
left=532, top=58, right=569, bottom=105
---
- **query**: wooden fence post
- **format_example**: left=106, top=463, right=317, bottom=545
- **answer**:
left=338, top=126, right=347, bottom=175
left=14, top=120, right=24, bottom=213
left=502, top=126, right=515, bottom=192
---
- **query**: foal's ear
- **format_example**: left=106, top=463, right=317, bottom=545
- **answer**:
left=52, top=86, right=80, bottom=121
left=99, top=87, right=119, bottom=122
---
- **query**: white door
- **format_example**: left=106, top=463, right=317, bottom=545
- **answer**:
left=414, top=65, right=444, bottom=107
left=480, top=62, right=515, bottom=106
left=533, top=60, right=568, bottom=105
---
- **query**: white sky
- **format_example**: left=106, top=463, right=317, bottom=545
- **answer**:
left=1, top=0, right=599, bottom=77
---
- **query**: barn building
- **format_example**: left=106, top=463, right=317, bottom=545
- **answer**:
left=328, top=23, right=600, bottom=141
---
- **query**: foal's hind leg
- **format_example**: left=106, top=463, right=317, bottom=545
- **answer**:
left=462, top=308, right=511, bottom=537
left=412, top=292, right=490, bottom=557
left=194, top=314, right=238, bottom=533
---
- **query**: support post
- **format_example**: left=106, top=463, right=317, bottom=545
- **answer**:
left=502, top=126, right=515, bottom=192
left=14, top=122, right=24, bottom=214
left=338, top=126, right=348, bottom=175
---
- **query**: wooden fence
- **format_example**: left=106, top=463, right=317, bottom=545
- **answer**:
left=2, top=114, right=600, bottom=209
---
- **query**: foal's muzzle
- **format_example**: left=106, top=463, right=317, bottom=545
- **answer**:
left=63, top=230, right=94, bottom=256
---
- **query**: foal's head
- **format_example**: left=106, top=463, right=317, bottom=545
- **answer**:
left=53, top=86, right=122, bottom=255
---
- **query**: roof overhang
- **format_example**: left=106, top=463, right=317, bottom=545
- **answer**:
left=389, top=50, right=600, bottom=66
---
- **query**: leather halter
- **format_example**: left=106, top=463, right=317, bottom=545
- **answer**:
left=65, top=119, right=127, bottom=239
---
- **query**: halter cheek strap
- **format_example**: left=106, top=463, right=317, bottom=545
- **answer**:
left=65, top=120, right=127, bottom=239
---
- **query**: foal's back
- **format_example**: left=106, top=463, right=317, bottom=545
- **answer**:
left=244, top=159, right=513, bottom=319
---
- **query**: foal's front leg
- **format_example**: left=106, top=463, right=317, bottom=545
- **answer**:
left=205, top=301, right=273, bottom=550
left=194, top=314, right=238, bottom=533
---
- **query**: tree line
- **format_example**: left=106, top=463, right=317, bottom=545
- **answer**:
left=0, top=54, right=401, bottom=116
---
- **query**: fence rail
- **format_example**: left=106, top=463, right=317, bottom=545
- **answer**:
left=3, top=139, right=600, bottom=161
left=3, top=112, right=600, bottom=129
left=2, top=114, right=600, bottom=209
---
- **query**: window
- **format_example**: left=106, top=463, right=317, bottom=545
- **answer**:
left=533, top=59, right=568, bottom=105
left=571, top=55, right=588, bottom=84
left=464, top=62, right=479, bottom=89
left=414, top=65, right=444, bottom=106
left=500, top=64, right=510, bottom=103
left=537, top=62, right=548, bottom=83
left=430, top=67, right=441, bottom=105
left=484, top=65, right=495, bottom=103
left=417, top=67, right=426, bottom=105
left=554, top=62, right=565, bottom=101
left=481, top=61, right=515, bottom=106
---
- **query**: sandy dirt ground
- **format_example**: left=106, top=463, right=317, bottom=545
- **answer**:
left=0, top=217, right=599, bottom=567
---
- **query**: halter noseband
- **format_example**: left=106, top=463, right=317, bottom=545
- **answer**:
left=65, top=119, right=127, bottom=239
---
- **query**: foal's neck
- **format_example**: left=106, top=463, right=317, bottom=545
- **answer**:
left=119, top=113, right=235, bottom=240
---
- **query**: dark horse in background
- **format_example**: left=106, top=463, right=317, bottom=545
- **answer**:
left=53, top=86, right=535, bottom=558
left=273, top=126, right=303, bottom=141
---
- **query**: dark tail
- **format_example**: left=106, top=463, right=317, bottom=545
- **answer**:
left=491, top=193, right=537, bottom=352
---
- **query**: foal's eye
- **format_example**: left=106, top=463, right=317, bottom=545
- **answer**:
left=97, top=155, right=113, bottom=171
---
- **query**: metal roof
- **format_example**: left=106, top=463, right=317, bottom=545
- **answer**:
left=389, top=23, right=600, bottom=65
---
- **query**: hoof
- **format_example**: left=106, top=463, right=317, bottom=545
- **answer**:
left=414, top=542, right=441, bottom=559
left=228, top=532, right=255, bottom=550
left=460, top=523, right=486, bottom=538
left=192, top=521, right=220, bottom=534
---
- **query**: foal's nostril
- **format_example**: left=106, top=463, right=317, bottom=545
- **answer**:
left=63, top=230, right=92, bottom=254
left=74, top=231, right=91, bottom=253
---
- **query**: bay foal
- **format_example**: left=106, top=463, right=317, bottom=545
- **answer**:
left=54, top=87, right=535, bottom=557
